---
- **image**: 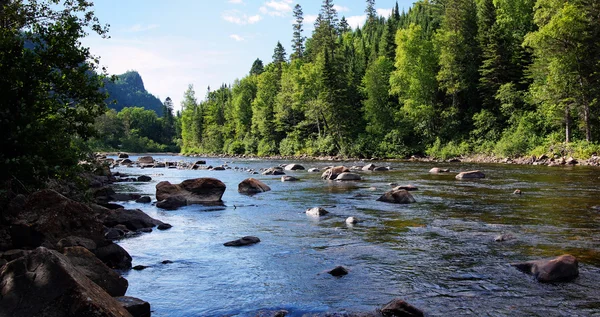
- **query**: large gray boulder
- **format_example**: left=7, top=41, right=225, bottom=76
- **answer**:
left=284, top=163, right=305, bottom=171
left=156, top=178, right=226, bottom=208
left=512, top=254, right=579, bottom=283
left=262, top=167, right=285, bottom=175
left=0, top=247, right=133, bottom=317
left=335, top=172, right=362, bottom=181
left=321, top=166, right=350, bottom=180
left=377, top=189, right=416, bottom=204
left=137, top=156, right=154, bottom=164
left=238, top=178, right=271, bottom=195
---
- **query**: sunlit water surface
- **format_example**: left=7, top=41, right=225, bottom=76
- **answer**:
left=109, top=155, right=600, bottom=317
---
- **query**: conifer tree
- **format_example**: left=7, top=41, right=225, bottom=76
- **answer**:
left=292, top=4, right=305, bottom=59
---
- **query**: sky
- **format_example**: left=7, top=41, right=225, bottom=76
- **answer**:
left=83, top=0, right=416, bottom=109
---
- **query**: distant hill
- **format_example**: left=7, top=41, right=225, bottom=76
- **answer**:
left=104, top=71, right=163, bottom=115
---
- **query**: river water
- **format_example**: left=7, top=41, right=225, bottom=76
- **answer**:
left=109, top=155, right=600, bottom=317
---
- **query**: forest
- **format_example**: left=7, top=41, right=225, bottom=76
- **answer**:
left=153, top=0, right=599, bottom=159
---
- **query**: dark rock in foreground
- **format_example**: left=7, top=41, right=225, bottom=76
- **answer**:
left=103, top=208, right=164, bottom=231
left=115, top=296, right=151, bottom=317
left=0, top=247, right=132, bottom=317
left=63, top=246, right=129, bottom=297
left=377, top=190, right=416, bottom=204
left=511, top=254, right=579, bottom=283
left=224, top=236, right=261, bottom=247
left=239, top=178, right=271, bottom=195
left=94, top=243, right=133, bottom=270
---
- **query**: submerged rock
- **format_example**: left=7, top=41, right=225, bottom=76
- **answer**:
left=511, top=254, right=579, bottom=283
left=238, top=178, right=271, bottom=195
left=335, top=172, right=362, bottom=181
left=224, top=236, right=261, bottom=247
left=346, top=217, right=360, bottom=225
left=455, top=170, right=485, bottom=179
left=392, top=185, right=418, bottom=191
left=307, top=168, right=320, bottom=173
left=380, top=298, right=424, bottom=317
left=306, top=207, right=329, bottom=217
left=377, top=189, right=416, bottom=204
left=281, top=175, right=299, bottom=182
left=494, top=233, right=515, bottom=242
left=513, top=189, right=522, bottom=195
left=328, top=266, right=349, bottom=277
left=429, top=167, right=450, bottom=173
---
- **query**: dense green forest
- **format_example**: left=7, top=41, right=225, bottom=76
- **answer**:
left=170, top=0, right=600, bottom=159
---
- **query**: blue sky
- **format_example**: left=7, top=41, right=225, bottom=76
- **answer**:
left=83, top=0, right=415, bottom=109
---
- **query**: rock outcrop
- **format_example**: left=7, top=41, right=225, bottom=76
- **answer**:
left=156, top=178, right=226, bottom=208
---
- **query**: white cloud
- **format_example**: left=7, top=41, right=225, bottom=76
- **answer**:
left=222, top=10, right=262, bottom=25
left=125, top=24, right=159, bottom=33
left=229, top=34, right=244, bottom=41
left=304, top=14, right=318, bottom=25
left=346, top=15, right=367, bottom=29
left=260, top=0, right=293, bottom=17
left=333, top=5, right=350, bottom=12
left=377, top=8, right=393, bottom=17
left=228, top=0, right=244, bottom=3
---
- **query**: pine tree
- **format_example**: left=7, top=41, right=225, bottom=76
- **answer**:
left=272, top=41, right=287, bottom=64
left=249, top=58, right=264, bottom=75
left=366, top=0, right=377, bottom=22
left=339, top=16, right=350, bottom=33
left=291, top=4, right=305, bottom=59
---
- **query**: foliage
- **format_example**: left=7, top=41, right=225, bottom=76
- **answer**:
left=103, top=70, right=163, bottom=114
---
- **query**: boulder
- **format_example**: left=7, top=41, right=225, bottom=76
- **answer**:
left=377, top=189, right=416, bottom=204
left=455, top=170, right=485, bottom=179
left=94, top=243, right=132, bottom=270
left=380, top=298, right=424, bottom=317
left=281, top=176, right=299, bottom=182
left=135, top=196, right=152, bottom=203
left=328, top=266, right=348, bottom=277
left=1, top=249, right=31, bottom=262
left=494, top=234, right=515, bottom=242
left=224, top=236, right=261, bottom=247
left=238, top=178, right=271, bottom=195
left=262, top=167, right=285, bottom=175
left=393, top=185, right=418, bottom=191
left=110, top=193, right=142, bottom=202
left=321, top=166, right=350, bottom=180
left=513, top=189, right=522, bottom=195
left=306, top=207, right=329, bottom=217
left=373, top=166, right=389, bottom=171
left=115, top=296, right=151, bottom=317
left=118, top=153, right=129, bottom=159
left=429, top=167, right=450, bottom=173
left=156, top=196, right=187, bottom=210
left=211, top=166, right=226, bottom=171
left=63, top=246, right=128, bottom=297
left=156, top=178, right=226, bottom=207
left=11, top=189, right=105, bottom=249
left=284, top=164, right=305, bottom=171
left=335, top=172, right=362, bottom=181
left=346, top=217, right=360, bottom=225
left=137, top=175, right=152, bottom=182
left=137, top=156, right=154, bottom=164
left=512, top=254, right=579, bottom=283
left=157, top=223, right=172, bottom=230
left=0, top=247, right=133, bottom=317
left=57, top=236, right=97, bottom=252
left=103, top=209, right=164, bottom=231
left=105, top=228, right=125, bottom=240
left=362, top=163, right=376, bottom=171
left=307, top=168, right=320, bottom=173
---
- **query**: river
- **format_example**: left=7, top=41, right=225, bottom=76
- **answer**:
left=108, top=155, right=600, bottom=316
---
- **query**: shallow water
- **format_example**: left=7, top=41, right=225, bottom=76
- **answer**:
left=110, top=156, right=600, bottom=316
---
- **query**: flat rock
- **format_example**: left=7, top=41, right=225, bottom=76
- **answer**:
left=103, top=209, right=164, bottom=231
left=306, top=207, right=329, bottom=217
left=429, top=167, right=450, bottom=173
left=262, top=167, right=285, bottom=175
left=512, top=254, right=579, bottom=283
left=239, top=178, right=271, bottom=195
left=455, top=170, right=485, bottom=179
left=377, top=189, right=416, bottom=204
left=224, top=236, right=261, bottom=247
left=281, top=176, right=299, bottom=182
left=335, top=172, right=361, bottom=181
left=0, top=247, right=132, bottom=317
left=115, top=296, right=151, bottom=317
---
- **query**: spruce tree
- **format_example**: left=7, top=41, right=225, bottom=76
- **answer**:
left=291, top=4, right=305, bottom=59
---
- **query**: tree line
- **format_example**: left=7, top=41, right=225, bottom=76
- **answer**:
left=173, top=0, right=600, bottom=159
